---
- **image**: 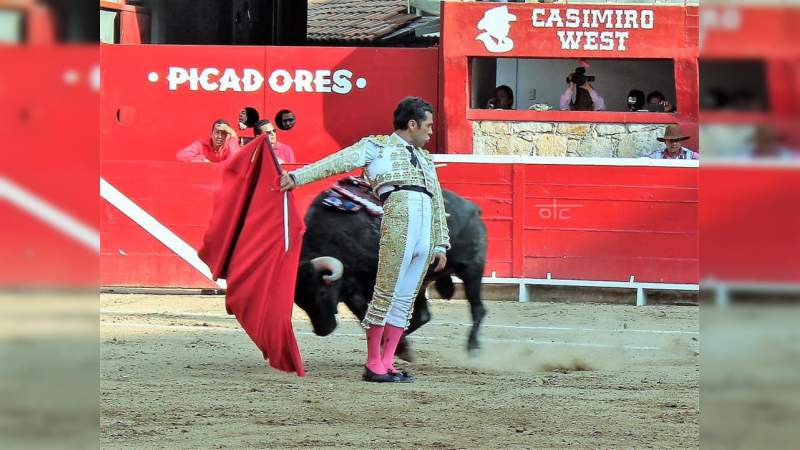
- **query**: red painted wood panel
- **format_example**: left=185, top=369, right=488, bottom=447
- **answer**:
left=524, top=257, right=696, bottom=283
left=523, top=198, right=697, bottom=232
left=701, top=7, right=797, bottom=59
left=1, top=47, right=98, bottom=286
left=523, top=164, right=697, bottom=185
left=100, top=160, right=698, bottom=287
left=524, top=229, right=697, bottom=259
left=700, top=165, right=800, bottom=283
left=101, top=252, right=215, bottom=288
left=100, top=45, right=438, bottom=164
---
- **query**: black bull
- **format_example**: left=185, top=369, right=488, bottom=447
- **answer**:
left=294, top=189, right=488, bottom=360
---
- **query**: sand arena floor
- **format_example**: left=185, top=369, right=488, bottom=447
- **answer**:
left=100, top=294, right=698, bottom=449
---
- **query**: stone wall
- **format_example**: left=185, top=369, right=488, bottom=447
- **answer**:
left=473, top=121, right=673, bottom=158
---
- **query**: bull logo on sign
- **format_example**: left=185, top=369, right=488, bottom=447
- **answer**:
left=476, top=6, right=517, bottom=53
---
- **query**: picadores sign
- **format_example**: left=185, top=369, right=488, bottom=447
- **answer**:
left=147, top=67, right=369, bottom=94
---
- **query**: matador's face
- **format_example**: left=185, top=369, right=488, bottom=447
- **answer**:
left=409, top=111, right=433, bottom=148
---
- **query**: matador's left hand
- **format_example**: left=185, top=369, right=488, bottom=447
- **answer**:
left=431, top=253, right=447, bottom=272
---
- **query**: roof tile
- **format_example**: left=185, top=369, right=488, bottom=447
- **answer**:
left=307, top=0, right=420, bottom=43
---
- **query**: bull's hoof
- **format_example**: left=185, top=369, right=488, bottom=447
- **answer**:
left=396, top=345, right=416, bottom=363
left=467, top=339, right=481, bottom=357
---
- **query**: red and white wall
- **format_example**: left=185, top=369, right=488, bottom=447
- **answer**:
left=100, top=157, right=699, bottom=288
left=98, top=44, right=700, bottom=289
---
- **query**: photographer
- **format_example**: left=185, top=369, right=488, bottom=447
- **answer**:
left=559, top=67, right=606, bottom=111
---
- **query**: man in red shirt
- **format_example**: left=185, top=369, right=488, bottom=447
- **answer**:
left=255, top=119, right=295, bottom=163
left=176, top=119, right=241, bottom=163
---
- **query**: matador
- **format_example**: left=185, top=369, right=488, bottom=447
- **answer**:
left=280, top=97, right=450, bottom=383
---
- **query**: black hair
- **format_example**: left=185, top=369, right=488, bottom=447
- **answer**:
left=275, top=109, right=296, bottom=130
left=627, top=89, right=646, bottom=110
left=240, top=107, right=260, bottom=127
left=253, top=119, right=272, bottom=135
left=646, top=90, right=666, bottom=104
left=210, top=119, right=230, bottom=132
left=275, top=109, right=293, bottom=121
left=393, top=97, right=433, bottom=131
left=494, top=85, right=514, bottom=109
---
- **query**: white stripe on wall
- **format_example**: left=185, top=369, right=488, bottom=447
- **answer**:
left=0, top=176, right=100, bottom=252
left=100, top=177, right=226, bottom=289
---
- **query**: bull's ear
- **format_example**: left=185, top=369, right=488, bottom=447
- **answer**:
left=296, top=261, right=316, bottom=285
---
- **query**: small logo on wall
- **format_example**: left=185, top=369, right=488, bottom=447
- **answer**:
left=476, top=6, right=517, bottom=53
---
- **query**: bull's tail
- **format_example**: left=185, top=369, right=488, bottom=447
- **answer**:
left=434, top=275, right=456, bottom=299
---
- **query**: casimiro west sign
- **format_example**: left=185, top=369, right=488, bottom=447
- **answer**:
left=532, top=8, right=655, bottom=51
left=476, top=5, right=657, bottom=54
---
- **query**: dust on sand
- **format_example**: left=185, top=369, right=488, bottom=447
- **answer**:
left=101, top=294, right=699, bottom=449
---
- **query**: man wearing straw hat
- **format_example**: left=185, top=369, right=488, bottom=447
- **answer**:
left=648, top=124, right=699, bottom=160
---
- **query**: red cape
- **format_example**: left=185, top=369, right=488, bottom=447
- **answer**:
left=198, top=135, right=306, bottom=376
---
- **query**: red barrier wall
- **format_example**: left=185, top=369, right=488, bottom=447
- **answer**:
left=100, top=45, right=439, bottom=163
left=100, top=159, right=698, bottom=288
left=1, top=46, right=98, bottom=286
left=700, top=164, right=800, bottom=283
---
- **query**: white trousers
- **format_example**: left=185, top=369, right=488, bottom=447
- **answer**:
left=363, top=190, right=433, bottom=329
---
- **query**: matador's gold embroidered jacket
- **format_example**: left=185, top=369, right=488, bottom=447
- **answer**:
left=290, top=133, right=450, bottom=252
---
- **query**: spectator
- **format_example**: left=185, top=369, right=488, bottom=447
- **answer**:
left=701, top=88, right=729, bottom=110
left=486, top=85, right=514, bottom=110
left=238, top=107, right=260, bottom=145
left=646, top=91, right=676, bottom=113
left=275, top=109, right=297, bottom=130
left=626, top=89, right=645, bottom=112
left=648, top=124, right=699, bottom=160
left=238, top=107, right=260, bottom=130
left=560, top=67, right=606, bottom=111
left=748, top=125, right=796, bottom=159
left=729, top=89, right=761, bottom=111
left=176, top=119, right=240, bottom=163
left=255, top=119, right=296, bottom=163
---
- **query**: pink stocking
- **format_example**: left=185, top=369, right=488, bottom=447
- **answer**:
left=381, top=325, right=405, bottom=373
left=365, top=326, right=386, bottom=374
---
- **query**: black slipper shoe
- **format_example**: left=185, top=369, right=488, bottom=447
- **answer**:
left=362, top=366, right=397, bottom=383
left=387, top=369, right=414, bottom=383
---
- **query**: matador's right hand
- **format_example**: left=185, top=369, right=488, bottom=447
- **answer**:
left=279, top=171, right=296, bottom=192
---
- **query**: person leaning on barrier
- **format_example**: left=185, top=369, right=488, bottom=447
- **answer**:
left=648, top=124, right=699, bottom=160
left=176, top=119, right=240, bottom=163
left=255, top=119, right=295, bottom=164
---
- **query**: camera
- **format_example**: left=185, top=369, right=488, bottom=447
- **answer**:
left=566, top=67, right=595, bottom=86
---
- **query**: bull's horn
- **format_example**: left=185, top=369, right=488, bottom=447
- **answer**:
left=310, top=256, right=343, bottom=282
